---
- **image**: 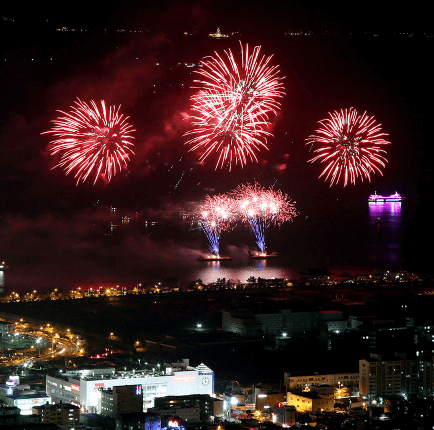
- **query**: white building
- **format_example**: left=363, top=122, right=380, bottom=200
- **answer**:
left=0, top=376, right=51, bottom=415
left=0, top=321, right=15, bottom=337
left=46, top=360, right=214, bottom=413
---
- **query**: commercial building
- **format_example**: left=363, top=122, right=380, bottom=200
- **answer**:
left=46, top=360, right=214, bottom=413
left=1, top=392, right=51, bottom=415
left=32, top=402, right=80, bottom=426
left=0, top=377, right=50, bottom=416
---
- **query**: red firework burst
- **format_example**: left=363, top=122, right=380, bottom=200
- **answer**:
left=185, top=43, right=285, bottom=171
left=197, top=194, right=237, bottom=255
left=43, top=98, right=135, bottom=185
left=233, top=182, right=298, bottom=226
left=198, top=194, right=237, bottom=228
left=232, top=182, right=297, bottom=253
left=306, top=108, right=390, bottom=186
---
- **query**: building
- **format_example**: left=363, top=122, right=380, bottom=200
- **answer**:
left=101, top=385, right=144, bottom=418
left=272, top=404, right=296, bottom=427
left=46, top=360, right=214, bottom=413
left=283, top=310, right=319, bottom=335
left=151, top=404, right=200, bottom=423
left=116, top=412, right=161, bottom=430
left=0, top=406, right=41, bottom=426
left=359, top=354, right=432, bottom=399
left=222, top=309, right=319, bottom=337
left=32, top=402, right=80, bottom=426
left=0, top=321, right=14, bottom=337
left=318, top=311, right=347, bottom=333
left=222, top=310, right=259, bottom=336
left=255, top=392, right=286, bottom=412
left=284, top=372, right=359, bottom=394
left=287, top=391, right=334, bottom=413
left=152, top=394, right=223, bottom=422
left=0, top=379, right=50, bottom=416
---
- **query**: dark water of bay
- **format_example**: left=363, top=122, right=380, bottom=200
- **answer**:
left=2, top=191, right=423, bottom=295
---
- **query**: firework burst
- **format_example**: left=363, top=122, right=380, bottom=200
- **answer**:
left=233, top=182, right=298, bottom=253
left=185, top=43, right=285, bottom=170
left=306, top=108, right=390, bottom=186
left=198, top=194, right=237, bottom=256
left=43, top=98, right=135, bottom=185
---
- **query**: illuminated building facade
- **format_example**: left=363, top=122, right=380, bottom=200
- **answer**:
left=255, top=393, right=286, bottom=412
left=0, top=376, right=51, bottom=415
left=359, top=356, right=434, bottom=399
left=287, top=392, right=334, bottom=413
left=284, top=372, right=359, bottom=393
left=46, top=361, right=214, bottom=413
left=32, top=402, right=80, bottom=425
left=152, top=394, right=223, bottom=422
left=1, top=392, right=51, bottom=415
left=272, top=404, right=296, bottom=427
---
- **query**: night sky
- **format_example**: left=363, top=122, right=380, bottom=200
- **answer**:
left=0, top=1, right=433, bottom=290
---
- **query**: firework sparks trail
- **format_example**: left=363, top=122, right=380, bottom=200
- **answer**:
left=185, top=42, right=285, bottom=170
left=43, top=98, right=135, bottom=185
left=306, top=108, right=390, bottom=186
left=233, top=182, right=298, bottom=253
left=198, top=194, right=237, bottom=256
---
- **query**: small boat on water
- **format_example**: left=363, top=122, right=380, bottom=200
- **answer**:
left=198, top=255, right=232, bottom=261
left=248, top=251, right=281, bottom=259
left=0, top=261, right=9, bottom=270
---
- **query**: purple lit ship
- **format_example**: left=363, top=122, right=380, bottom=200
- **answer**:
left=368, top=192, right=405, bottom=203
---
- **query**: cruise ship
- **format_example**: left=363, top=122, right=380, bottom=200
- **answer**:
left=368, top=192, right=405, bottom=203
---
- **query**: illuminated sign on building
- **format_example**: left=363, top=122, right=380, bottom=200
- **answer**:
left=136, top=385, right=142, bottom=396
left=172, top=376, right=196, bottom=383
left=71, top=384, right=81, bottom=392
